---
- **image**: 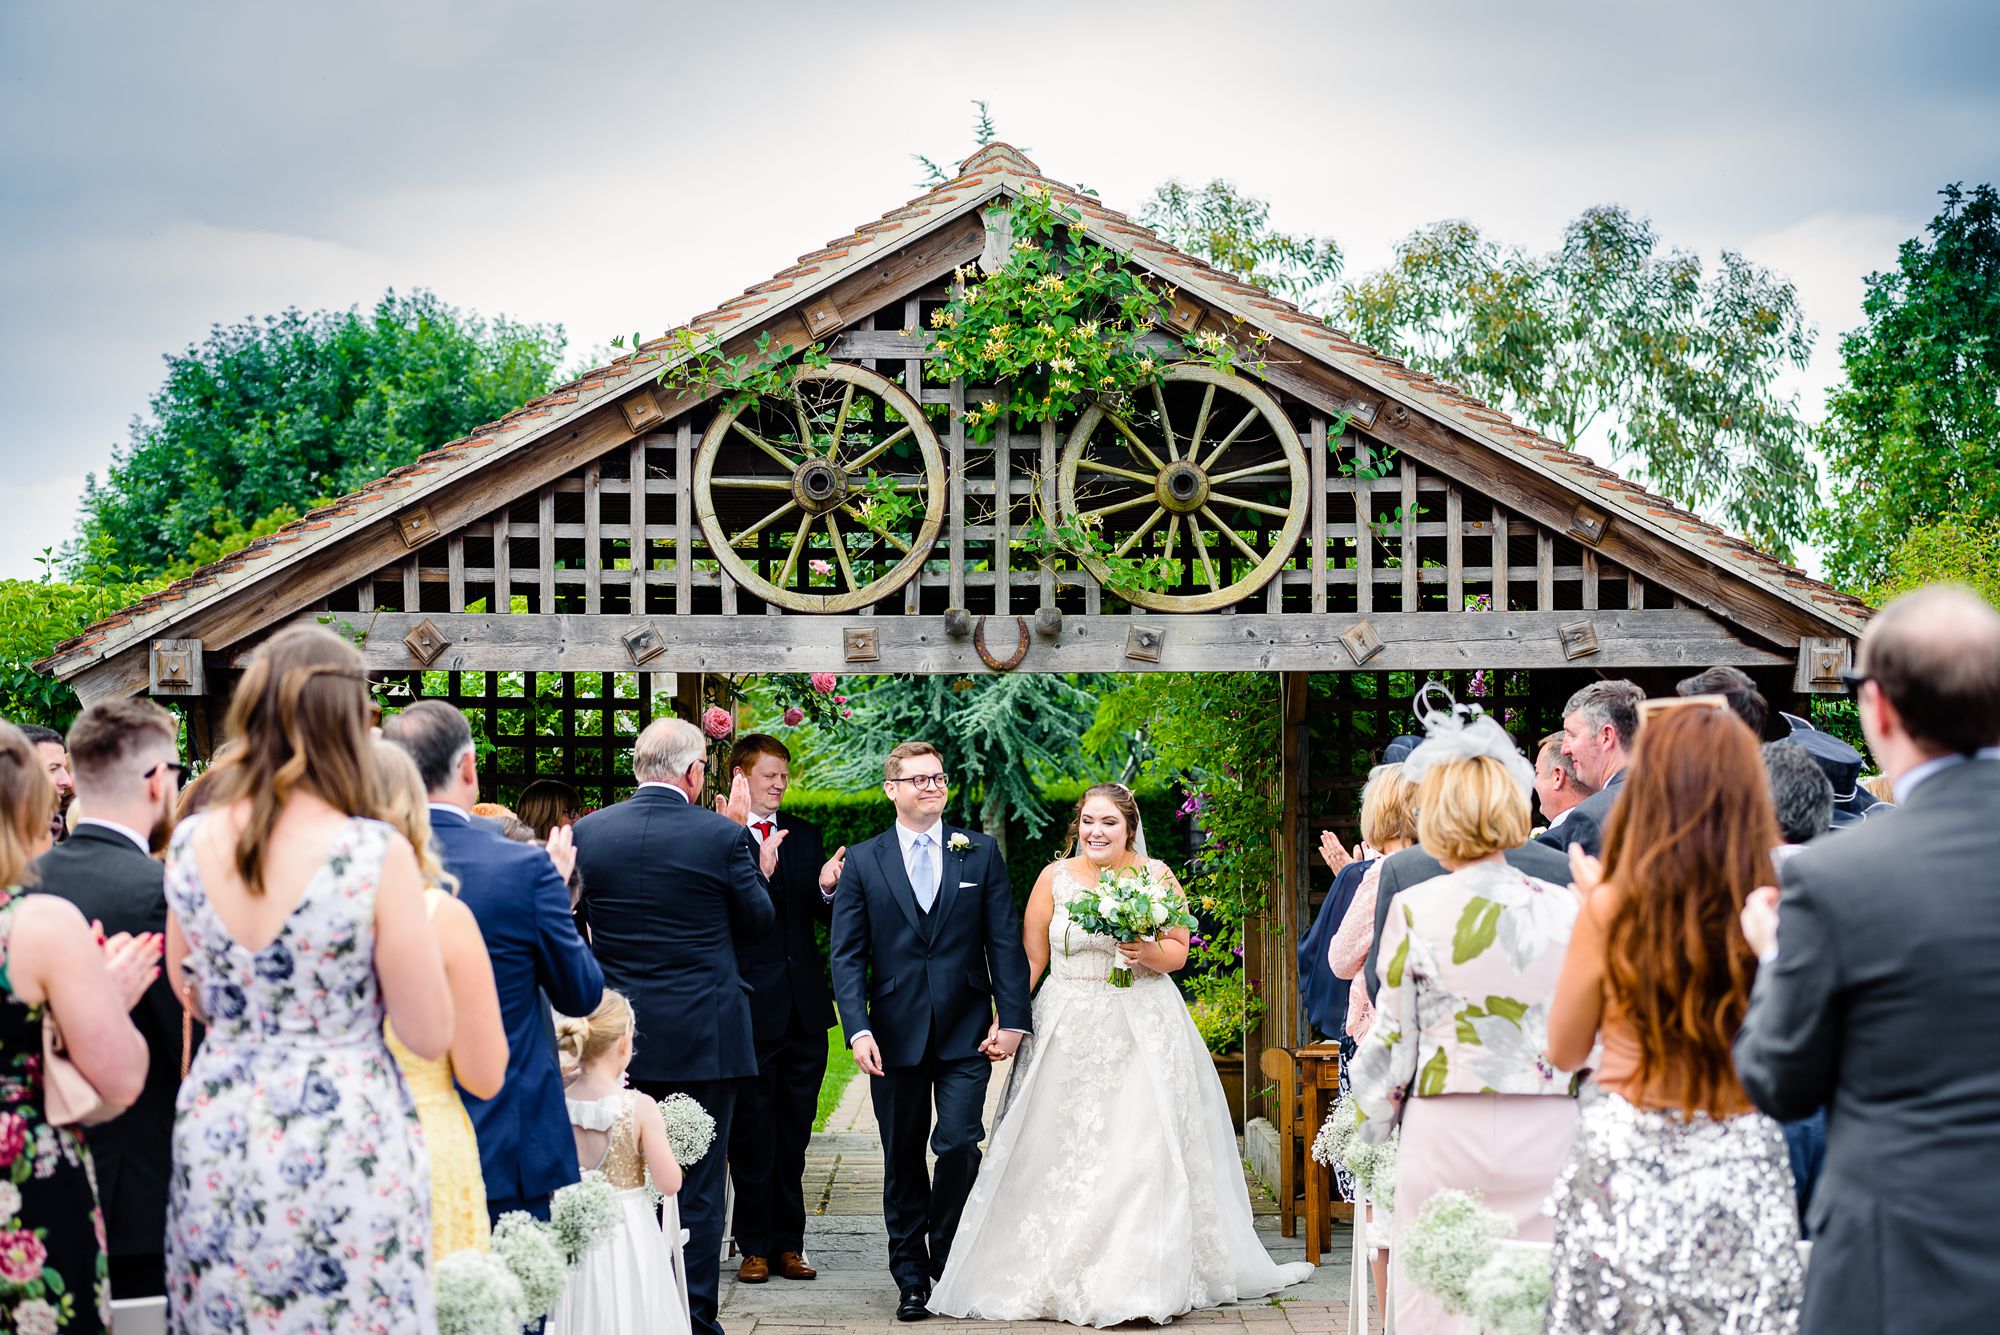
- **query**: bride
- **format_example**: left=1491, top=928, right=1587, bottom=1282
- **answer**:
left=929, top=783, right=1314, bottom=1327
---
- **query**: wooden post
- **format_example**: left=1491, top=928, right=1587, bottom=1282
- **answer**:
left=1246, top=670, right=1310, bottom=1120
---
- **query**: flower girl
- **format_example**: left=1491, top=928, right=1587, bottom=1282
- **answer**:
left=552, top=990, right=691, bottom=1335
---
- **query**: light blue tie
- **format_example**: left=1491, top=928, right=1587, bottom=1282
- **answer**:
left=911, top=834, right=937, bottom=913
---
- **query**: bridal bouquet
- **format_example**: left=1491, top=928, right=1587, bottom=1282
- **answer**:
left=1064, top=864, right=1197, bottom=988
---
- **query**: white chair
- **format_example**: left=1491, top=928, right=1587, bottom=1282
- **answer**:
left=110, top=1295, right=168, bottom=1335
left=1346, top=1189, right=1396, bottom=1335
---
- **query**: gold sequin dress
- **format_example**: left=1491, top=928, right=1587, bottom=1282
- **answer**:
left=384, top=888, right=491, bottom=1258
left=550, top=1089, right=691, bottom=1335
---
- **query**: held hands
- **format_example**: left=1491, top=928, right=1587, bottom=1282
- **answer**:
left=1740, top=885, right=1781, bottom=960
left=544, top=824, right=577, bottom=882
left=101, top=930, right=164, bottom=1011
left=851, top=1032, right=886, bottom=1078
left=978, top=1019, right=1021, bottom=1063
left=819, top=846, right=847, bottom=893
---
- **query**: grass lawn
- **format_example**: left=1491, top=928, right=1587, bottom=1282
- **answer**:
left=813, top=1028, right=860, bottom=1132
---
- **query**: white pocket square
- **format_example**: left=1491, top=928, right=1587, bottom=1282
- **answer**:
left=959, top=880, right=978, bottom=888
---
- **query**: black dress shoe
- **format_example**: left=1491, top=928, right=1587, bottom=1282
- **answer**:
left=896, top=1287, right=932, bottom=1321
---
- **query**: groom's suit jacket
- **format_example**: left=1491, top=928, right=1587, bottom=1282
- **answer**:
left=1734, top=758, right=2000, bottom=1333
left=573, top=786, right=776, bottom=1083
left=829, top=823, right=1033, bottom=1069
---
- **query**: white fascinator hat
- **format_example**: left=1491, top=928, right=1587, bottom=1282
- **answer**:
left=1398, top=680, right=1536, bottom=801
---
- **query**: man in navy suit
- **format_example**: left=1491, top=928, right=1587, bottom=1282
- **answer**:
left=723, top=734, right=846, bottom=1285
left=382, top=701, right=604, bottom=1225
left=829, top=740, right=1033, bottom=1321
left=573, top=717, right=777, bottom=1335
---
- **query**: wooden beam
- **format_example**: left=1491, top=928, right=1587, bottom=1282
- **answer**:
left=268, top=608, right=1790, bottom=676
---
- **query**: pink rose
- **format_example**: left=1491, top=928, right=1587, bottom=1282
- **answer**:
left=809, top=559, right=832, bottom=576
left=0, top=1113, right=24, bottom=1169
left=834, top=695, right=847, bottom=704
left=0, top=1227, right=48, bottom=1284
left=782, top=707, right=806, bottom=727
left=810, top=673, right=837, bottom=694
left=842, top=707, right=853, bottom=718
left=701, top=706, right=734, bottom=740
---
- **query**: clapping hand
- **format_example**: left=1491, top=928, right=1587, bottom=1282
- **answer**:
left=102, top=930, right=163, bottom=1011
left=1317, top=831, right=1361, bottom=874
left=819, top=845, right=847, bottom=893
left=758, top=827, right=789, bottom=879
left=544, top=824, right=577, bottom=882
left=714, top=773, right=753, bottom=826
left=1740, top=885, right=1781, bottom=960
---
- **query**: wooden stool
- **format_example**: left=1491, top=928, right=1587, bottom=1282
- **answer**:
left=1259, top=1046, right=1301, bottom=1237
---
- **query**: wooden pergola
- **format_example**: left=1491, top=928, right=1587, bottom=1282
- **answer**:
left=39, top=144, right=1871, bottom=1056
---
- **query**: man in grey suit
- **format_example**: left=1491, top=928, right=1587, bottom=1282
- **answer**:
left=1736, top=585, right=2000, bottom=1332
left=1533, top=679, right=1645, bottom=859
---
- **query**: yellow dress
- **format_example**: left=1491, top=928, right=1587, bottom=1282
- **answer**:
left=386, top=888, right=491, bottom=1258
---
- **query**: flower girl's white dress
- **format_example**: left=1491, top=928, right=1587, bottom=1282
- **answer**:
left=550, top=1090, right=691, bottom=1335
left=930, top=860, right=1314, bottom=1327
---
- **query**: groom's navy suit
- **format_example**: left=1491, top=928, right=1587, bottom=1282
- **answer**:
left=829, top=821, right=1032, bottom=1293
left=428, top=807, right=604, bottom=1221
left=574, top=785, right=774, bottom=1335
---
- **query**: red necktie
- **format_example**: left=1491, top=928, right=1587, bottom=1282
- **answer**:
left=754, top=820, right=775, bottom=843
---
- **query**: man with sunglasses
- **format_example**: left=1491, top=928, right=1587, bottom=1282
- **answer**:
left=30, top=696, right=188, bottom=1299
left=829, top=740, right=1032, bottom=1321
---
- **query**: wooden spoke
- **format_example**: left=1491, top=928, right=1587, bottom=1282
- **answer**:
left=1209, top=462, right=1288, bottom=486
left=709, top=476, right=797, bottom=491
left=1207, top=491, right=1294, bottom=519
left=842, top=423, right=914, bottom=473
left=1108, top=415, right=1171, bottom=474
left=1078, top=457, right=1159, bottom=486
left=841, top=503, right=914, bottom=554
left=728, top=498, right=803, bottom=550
left=1161, top=513, right=1181, bottom=568
left=824, top=510, right=861, bottom=591
left=1186, top=382, right=1216, bottom=464
left=1153, top=381, right=1179, bottom=462
left=1199, top=407, right=1262, bottom=471
left=731, top=421, right=802, bottom=472
left=791, top=390, right=817, bottom=459
left=1113, top=506, right=1167, bottom=557
left=776, top=512, right=816, bottom=590
left=1188, top=518, right=1221, bottom=592
left=1201, top=504, right=1265, bottom=562
left=827, top=381, right=856, bottom=465
left=1079, top=493, right=1158, bottom=522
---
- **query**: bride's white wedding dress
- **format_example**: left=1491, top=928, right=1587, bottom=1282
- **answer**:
left=929, top=860, right=1314, bottom=1327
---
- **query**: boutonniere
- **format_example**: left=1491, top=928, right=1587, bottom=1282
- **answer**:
left=948, top=832, right=973, bottom=854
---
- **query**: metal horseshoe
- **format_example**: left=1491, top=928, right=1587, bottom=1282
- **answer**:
left=972, top=615, right=1031, bottom=672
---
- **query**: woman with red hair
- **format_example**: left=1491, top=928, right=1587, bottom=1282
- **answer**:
left=1545, top=702, right=1804, bottom=1331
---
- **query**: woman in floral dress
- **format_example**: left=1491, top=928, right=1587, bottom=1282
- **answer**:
left=162, top=626, right=455, bottom=1333
left=1348, top=716, right=1583, bottom=1335
left=0, top=722, right=156, bottom=1335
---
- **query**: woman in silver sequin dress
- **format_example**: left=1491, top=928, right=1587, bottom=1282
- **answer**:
left=1546, top=702, right=1805, bottom=1332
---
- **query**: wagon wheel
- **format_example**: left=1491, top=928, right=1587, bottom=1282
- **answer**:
left=1057, top=363, right=1308, bottom=612
left=695, top=362, right=947, bottom=613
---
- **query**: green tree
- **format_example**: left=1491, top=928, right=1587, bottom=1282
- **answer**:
left=1140, top=180, right=1344, bottom=311
left=798, top=673, right=1111, bottom=856
left=1341, top=208, right=1817, bottom=556
left=1865, top=514, right=2000, bottom=609
left=71, top=289, right=566, bottom=580
left=1814, top=183, right=2000, bottom=589
left=1, top=547, right=166, bottom=728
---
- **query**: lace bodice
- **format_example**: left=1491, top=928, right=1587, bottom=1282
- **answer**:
left=1045, top=860, right=1175, bottom=990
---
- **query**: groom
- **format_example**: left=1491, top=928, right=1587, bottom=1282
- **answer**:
left=829, top=741, right=1033, bottom=1322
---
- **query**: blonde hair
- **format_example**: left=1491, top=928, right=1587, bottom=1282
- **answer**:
left=1415, top=755, right=1531, bottom=862
left=555, top=990, right=635, bottom=1079
left=0, top=722, right=56, bottom=887
left=884, top=740, right=943, bottom=782
left=1859, top=772, right=1895, bottom=804
left=370, top=741, right=458, bottom=896
left=1358, top=763, right=1419, bottom=848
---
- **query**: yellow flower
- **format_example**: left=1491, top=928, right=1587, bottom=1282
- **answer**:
left=1051, top=356, right=1075, bottom=373
left=1078, top=320, right=1100, bottom=339
left=1138, top=356, right=1157, bottom=375
left=1037, top=321, right=1056, bottom=335
left=980, top=399, right=998, bottom=415
left=1099, top=374, right=1115, bottom=388
left=1013, top=239, right=1039, bottom=253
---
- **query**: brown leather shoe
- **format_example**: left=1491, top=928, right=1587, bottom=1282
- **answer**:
left=736, top=1255, right=769, bottom=1283
left=775, top=1251, right=817, bottom=1280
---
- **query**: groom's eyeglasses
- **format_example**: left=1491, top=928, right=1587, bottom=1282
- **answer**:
left=889, top=773, right=951, bottom=791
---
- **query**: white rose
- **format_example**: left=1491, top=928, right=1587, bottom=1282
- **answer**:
left=0, top=1179, right=19, bottom=1218
left=1150, top=901, right=1170, bottom=926
left=1096, top=895, right=1118, bottom=919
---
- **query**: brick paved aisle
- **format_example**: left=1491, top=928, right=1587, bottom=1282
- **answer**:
left=720, top=1064, right=1371, bottom=1334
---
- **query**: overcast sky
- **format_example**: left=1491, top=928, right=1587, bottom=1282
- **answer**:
left=3, top=0, right=1995, bottom=579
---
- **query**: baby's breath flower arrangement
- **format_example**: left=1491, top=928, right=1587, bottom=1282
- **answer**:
left=549, top=1170, right=620, bottom=1261
left=1464, top=1239, right=1554, bottom=1335
left=927, top=186, right=1170, bottom=443
left=659, top=1093, right=717, bottom=1167
left=435, top=1250, right=530, bottom=1335
left=1310, top=1094, right=1398, bottom=1210
left=1402, top=1189, right=1513, bottom=1317
left=491, top=1210, right=570, bottom=1316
